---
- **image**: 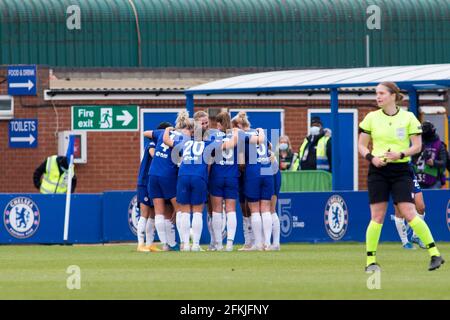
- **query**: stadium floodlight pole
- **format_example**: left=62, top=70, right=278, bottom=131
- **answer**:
left=63, top=135, right=75, bottom=242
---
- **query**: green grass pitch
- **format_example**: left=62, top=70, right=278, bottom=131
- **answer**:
left=0, top=243, right=448, bottom=300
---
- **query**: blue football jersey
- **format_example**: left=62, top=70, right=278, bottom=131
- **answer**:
left=149, top=129, right=183, bottom=178
left=244, top=129, right=272, bottom=179
left=210, top=131, right=239, bottom=178
left=177, top=138, right=218, bottom=181
left=206, top=128, right=223, bottom=142
left=137, top=140, right=156, bottom=185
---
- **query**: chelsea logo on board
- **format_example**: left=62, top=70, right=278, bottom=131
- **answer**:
left=3, top=197, right=40, bottom=239
left=128, top=195, right=140, bottom=235
left=324, top=195, right=348, bottom=241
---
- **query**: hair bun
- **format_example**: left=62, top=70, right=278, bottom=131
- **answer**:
left=179, top=110, right=189, bottom=120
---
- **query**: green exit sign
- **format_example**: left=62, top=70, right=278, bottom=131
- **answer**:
left=72, top=106, right=138, bottom=131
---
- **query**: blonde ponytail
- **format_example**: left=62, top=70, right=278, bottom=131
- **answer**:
left=175, top=110, right=191, bottom=129
left=231, top=111, right=251, bottom=128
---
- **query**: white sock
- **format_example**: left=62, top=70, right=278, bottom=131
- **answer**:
left=145, top=218, right=155, bottom=246
left=226, top=212, right=237, bottom=245
left=394, top=216, right=409, bottom=245
left=249, top=218, right=255, bottom=245
left=251, top=213, right=263, bottom=248
left=181, top=212, right=191, bottom=246
left=207, top=214, right=215, bottom=246
left=175, top=211, right=183, bottom=244
left=165, top=219, right=176, bottom=247
left=243, top=217, right=251, bottom=245
left=271, top=212, right=280, bottom=246
left=154, top=214, right=167, bottom=245
left=137, top=216, right=147, bottom=245
left=261, top=212, right=272, bottom=246
left=192, top=212, right=203, bottom=246
left=212, top=212, right=223, bottom=247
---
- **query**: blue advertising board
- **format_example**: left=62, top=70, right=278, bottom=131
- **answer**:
left=102, top=191, right=236, bottom=244
left=7, top=65, right=37, bottom=96
left=0, top=190, right=449, bottom=244
left=0, top=194, right=102, bottom=244
left=8, top=119, right=38, bottom=148
left=277, top=190, right=450, bottom=243
left=102, top=191, right=140, bottom=242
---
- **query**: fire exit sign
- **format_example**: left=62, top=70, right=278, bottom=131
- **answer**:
left=72, top=106, right=138, bottom=131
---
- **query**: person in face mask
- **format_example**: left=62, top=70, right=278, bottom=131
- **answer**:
left=33, top=155, right=77, bottom=194
left=412, top=121, right=448, bottom=189
left=291, top=116, right=332, bottom=172
left=278, top=135, right=294, bottom=171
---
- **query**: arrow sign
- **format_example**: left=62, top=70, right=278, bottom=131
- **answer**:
left=9, top=80, right=34, bottom=91
left=9, top=119, right=38, bottom=148
left=116, top=110, right=133, bottom=126
left=10, top=134, right=36, bottom=145
left=7, top=65, right=37, bottom=96
left=72, top=106, right=138, bottom=131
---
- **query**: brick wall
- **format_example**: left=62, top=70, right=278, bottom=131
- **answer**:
left=0, top=67, right=446, bottom=192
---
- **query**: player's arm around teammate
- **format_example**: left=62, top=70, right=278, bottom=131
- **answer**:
left=358, top=82, right=444, bottom=272
left=164, top=121, right=237, bottom=251
left=248, top=128, right=274, bottom=251
left=209, top=112, right=241, bottom=251
left=231, top=112, right=271, bottom=251
left=146, top=114, right=191, bottom=251
left=234, top=111, right=274, bottom=251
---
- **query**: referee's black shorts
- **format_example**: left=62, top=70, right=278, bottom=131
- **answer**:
left=367, top=162, right=414, bottom=204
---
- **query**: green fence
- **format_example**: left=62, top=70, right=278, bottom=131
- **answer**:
left=280, top=170, right=332, bottom=192
left=2, top=0, right=450, bottom=68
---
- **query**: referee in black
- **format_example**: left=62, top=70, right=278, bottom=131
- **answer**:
left=358, top=82, right=444, bottom=272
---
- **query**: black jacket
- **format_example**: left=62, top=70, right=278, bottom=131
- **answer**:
left=299, top=131, right=332, bottom=172
left=33, top=156, right=77, bottom=192
left=412, top=135, right=448, bottom=171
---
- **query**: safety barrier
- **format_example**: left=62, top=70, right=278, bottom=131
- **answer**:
left=281, top=170, right=332, bottom=192
left=0, top=190, right=449, bottom=244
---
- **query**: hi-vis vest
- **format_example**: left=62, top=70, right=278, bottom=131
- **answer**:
left=292, top=136, right=330, bottom=171
left=40, top=156, right=72, bottom=194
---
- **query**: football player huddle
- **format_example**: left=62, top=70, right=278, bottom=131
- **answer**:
left=135, top=110, right=281, bottom=253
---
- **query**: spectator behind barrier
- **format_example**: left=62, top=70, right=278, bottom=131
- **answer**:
left=291, top=116, right=332, bottom=172
left=278, top=135, right=294, bottom=171
left=412, top=121, right=448, bottom=189
left=33, top=155, right=77, bottom=194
